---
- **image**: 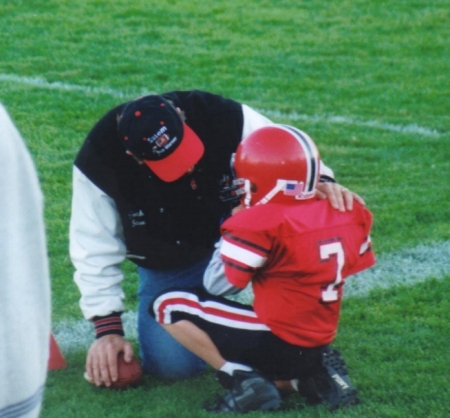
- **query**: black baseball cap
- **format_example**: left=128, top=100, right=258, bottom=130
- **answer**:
left=117, top=95, right=204, bottom=182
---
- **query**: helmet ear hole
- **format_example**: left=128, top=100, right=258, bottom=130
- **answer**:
left=250, top=182, right=257, bottom=193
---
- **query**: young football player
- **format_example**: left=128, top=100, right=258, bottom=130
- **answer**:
left=150, top=124, right=376, bottom=413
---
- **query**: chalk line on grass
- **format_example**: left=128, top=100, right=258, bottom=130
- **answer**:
left=0, top=73, right=133, bottom=99
left=0, top=73, right=445, bottom=138
left=260, top=109, right=442, bottom=137
left=53, top=241, right=450, bottom=354
left=344, top=241, right=450, bottom=297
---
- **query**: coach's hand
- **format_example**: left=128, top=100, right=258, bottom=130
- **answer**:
left=85, top=335, right=134, bottom=387
left=316, top=182, right=365, bottom=212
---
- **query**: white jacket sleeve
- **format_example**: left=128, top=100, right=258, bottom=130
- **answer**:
left=241, top=104, right=275, bottom=137
left=70, top=166, right=127, bottom=320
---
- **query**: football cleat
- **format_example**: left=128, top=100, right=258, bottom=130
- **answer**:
left=204, top=370, right=281, bottom=413
left=298, top=346, right=360, bottom=410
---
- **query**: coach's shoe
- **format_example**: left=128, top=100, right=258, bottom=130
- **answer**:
left=298, top=346, right=360, bottom=410
left=205, top=370, right=281, bottom=413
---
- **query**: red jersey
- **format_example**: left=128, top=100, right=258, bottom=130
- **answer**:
left=220, top=199, right=375, bottom=347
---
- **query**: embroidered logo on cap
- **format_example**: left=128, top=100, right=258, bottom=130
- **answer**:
left=143, top=125, right=179, bottom=156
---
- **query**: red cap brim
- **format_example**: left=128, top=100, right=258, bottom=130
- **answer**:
left=144, top=124, right=204, bottom=182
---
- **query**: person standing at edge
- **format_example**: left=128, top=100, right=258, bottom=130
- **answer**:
left=70, top=90, right=362, bottom=387
left=0, top=103, right=51, bottom=418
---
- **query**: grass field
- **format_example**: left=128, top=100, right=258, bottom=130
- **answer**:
left=1, top=0, right=449, bottom=417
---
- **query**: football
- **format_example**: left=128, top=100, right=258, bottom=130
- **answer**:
left=84, top=352, right=143, bottom=390
left=109, top=352, right=143, bottom=390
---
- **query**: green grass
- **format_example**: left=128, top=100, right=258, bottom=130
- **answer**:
left=1, top=0, right=449, bottom=416
left=43, top=278, right=450, bottom=417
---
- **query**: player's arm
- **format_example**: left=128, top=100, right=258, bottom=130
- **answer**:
left=203, top=239, right=243, bottom=296
left=219, top=218, right=271, bottom=290
left=70, top=166, right=134, bottom=386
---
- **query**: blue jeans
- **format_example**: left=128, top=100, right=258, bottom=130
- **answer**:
left=137, top=254, right=211, bottom=379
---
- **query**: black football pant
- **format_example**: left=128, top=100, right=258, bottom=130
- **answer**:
left=150, top=286, right=324, bottom=381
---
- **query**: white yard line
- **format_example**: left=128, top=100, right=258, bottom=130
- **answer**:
left=260, top=109, right=442, bottom=137
left=0, top=74, right=133, bottom=99
left=53, top=241, right=450, bottom=354
left=0, top=73, right=445, bottom=137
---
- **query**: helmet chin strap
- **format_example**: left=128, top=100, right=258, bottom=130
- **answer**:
left=243, top=179, right=253, bottom=208
left=242, top=179, right=313, bottom=208
left=255, top=179, right=288, bottom=206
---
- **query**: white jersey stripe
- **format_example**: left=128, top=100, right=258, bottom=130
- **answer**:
left=153, top=291, right=270, bottom=331
left=154, top=291, right=262, bottom=320
left=359, top=235, right=372, bottom=254
left=162, top=303, right=270, bottom=330
left=220, top=239, right=267, bottom=268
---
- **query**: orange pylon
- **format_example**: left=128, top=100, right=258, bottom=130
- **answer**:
left=48, top=333, right=67, bottom=370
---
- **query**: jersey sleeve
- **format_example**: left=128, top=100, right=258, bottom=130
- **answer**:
left=346, top=204, right=376, bottom=276
left=219, top=215, right=272, bottom=289
left=203, top=239, right=243, bottom=296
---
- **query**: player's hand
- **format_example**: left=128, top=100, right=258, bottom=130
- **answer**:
left=85, top=335, right=134, bottom=387
left=316, top=182, right=365, bottom=212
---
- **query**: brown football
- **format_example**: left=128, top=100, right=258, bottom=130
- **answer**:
left=109, top=352, right=143, bottom=390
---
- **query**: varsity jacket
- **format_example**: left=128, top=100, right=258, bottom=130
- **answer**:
left=71, top=91, right=275, bottom=321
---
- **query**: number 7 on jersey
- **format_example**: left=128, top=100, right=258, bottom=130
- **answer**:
left=320, top=240, right=345, bottom=302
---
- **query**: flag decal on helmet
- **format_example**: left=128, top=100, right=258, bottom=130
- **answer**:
left=284, top=181, right=305, bottom=196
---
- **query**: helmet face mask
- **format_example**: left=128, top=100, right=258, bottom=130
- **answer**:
left=233, top=125, right=320, bottom=208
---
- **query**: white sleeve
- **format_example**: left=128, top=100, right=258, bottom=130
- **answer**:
left=241, top=104, right=275, bottom=138
left=319, top=160, right=334, bottom=179
left=70, top=166, right=127, bottom=320
left=241, top=104, right=334, bottom=179
left=0, top=104, right=51, bottom=418
left=203, top=239, right=242, bottom=296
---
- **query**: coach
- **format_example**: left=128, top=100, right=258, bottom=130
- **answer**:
left=70, top=90, right=359, bottom=387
